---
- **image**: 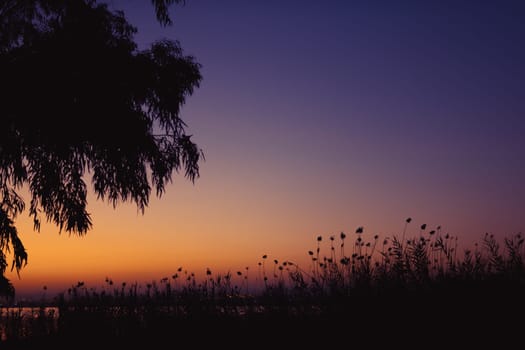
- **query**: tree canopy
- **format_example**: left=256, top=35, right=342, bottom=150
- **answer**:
left=0, top=0, right=202, bottom=297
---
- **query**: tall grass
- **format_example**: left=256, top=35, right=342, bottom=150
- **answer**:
left=1, top=219, right=524, bottom=344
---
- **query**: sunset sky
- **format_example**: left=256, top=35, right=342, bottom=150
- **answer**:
left=8, top=0, right=525, bottom=299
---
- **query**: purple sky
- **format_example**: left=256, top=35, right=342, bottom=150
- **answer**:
left=119, top=0, right=524, bottom=234
left=114, top=1, right=524, bottom=235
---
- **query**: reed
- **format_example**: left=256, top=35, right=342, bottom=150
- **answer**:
left=1, top=219, right=524, bottom=346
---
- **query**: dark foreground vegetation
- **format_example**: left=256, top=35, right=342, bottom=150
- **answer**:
left=1, top=223, right=524, bottom=347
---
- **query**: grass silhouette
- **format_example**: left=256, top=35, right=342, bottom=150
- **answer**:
left=1, top=219, right=524, bottom=347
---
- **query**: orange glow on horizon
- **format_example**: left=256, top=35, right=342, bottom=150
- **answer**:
left=7, top=180, right=514, bottom=300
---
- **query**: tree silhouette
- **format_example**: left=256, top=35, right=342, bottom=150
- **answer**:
left=152, top=0, right=187, bottom=26
left=0, top=0, right=202, bottom=297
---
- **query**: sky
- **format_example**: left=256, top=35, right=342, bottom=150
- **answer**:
left=8, top=0, right=525, bottom=299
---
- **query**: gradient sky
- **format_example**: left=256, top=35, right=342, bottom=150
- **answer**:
left=8, top=0, right=525, bottom=299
